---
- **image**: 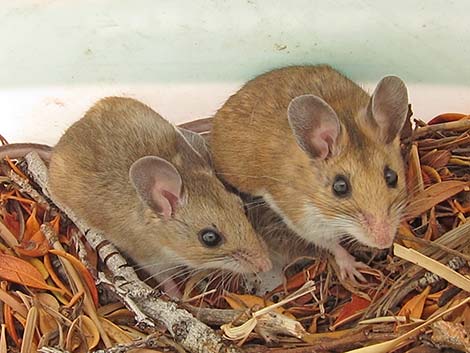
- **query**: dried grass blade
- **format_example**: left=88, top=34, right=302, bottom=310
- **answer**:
left=0, top=324, right=6, bottom=353
left=344, top=296, right=470, bottom=353
left=20, top=306, right=38, bottom=353
left=394, top=244, right=470, bottom=292
left=0, top=287, right=28, bottom=318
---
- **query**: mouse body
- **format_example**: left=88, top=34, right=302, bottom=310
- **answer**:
left=211, top=65, right=409, bottom=281
left=47, top=97, right=271, bottom=295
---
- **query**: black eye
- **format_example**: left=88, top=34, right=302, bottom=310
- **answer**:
left=384, top=167, right=398, bottom=188
left=198, top=228, right=223, bottom=248
left=332, top=175, right=350, bottom=197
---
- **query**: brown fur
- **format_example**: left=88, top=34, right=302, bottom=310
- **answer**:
left=211, top=65, right=407, bottom=253
left=49, top=97, right=271, bottom=279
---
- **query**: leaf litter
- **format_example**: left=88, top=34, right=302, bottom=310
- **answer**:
left=0, top=110, right=469, bottom=352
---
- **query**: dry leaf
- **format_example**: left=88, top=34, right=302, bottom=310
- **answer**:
left=49, top=249, right=98, bottom=306
left=0, top=324, right=6, bottom=353
left=420, top=149, right=452, bottom=169
left=20, top=306, right=38, bottom=353
left=0, top=253, right=62, bottom=292
left=99, top=317, right=133, bottom=344
left=428, top=113, right=468, bottom=125
left=23, top=206, right=39, bottom=242
left=332, top=295, right=371, bottom=329
left=80, top=315, right=100, bottom=350
left=398, top=286, right=430, bottom=319
left=16, top=229, right=49, bottom=257
left=406, top=180, right=470, bottom=219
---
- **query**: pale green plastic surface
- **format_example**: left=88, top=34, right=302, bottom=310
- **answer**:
left=0, top=0, right=469, bottom=87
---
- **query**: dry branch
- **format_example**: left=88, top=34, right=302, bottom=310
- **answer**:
left=24, top=152, right=243, bottom=353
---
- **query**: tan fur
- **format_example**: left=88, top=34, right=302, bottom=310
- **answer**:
left=49, top=97, right=271, bottom=279
left=211, top=65, right=407, bottom=253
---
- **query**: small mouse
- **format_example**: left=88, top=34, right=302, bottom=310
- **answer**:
left=211, top=65, right=409, bottom=282
left=8, top=97, right=271, bottom=296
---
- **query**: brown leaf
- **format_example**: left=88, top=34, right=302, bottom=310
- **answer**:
left=428, top=113, right=468, bottom=125
left=398, top=286, right=430, bottom=319
left=420, top=149, right=451, bottom=169
left=406, top=180, right=470, bottom=220
left=0, top=253, right=63, bottom=292
left=16, top=229, right=50, bottom=257
left=23, top=206, right=39, bottom=242
left=332, top=295, right=370, bottom=329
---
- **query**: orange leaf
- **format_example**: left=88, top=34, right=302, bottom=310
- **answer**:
left=16, top=229, right=50, bottom=257
left=0, top=253, right=62, bottom=292
left=398, top=286, right=430, bottom=319
left=428, top=113, right=468, bottom=125
left=4, top=304, right=20, bottom=347
left=4, top=156, right=27, bottom=180
left=2, top=212, right=20, bottom=239
left=44, top=254, right=73, bottom=298
left=333, top=295, right=370, bottom=329
left=49, top=250, right=99, bottom=307
left=23, top=207, right=40, bottom=242
left=50, top=215, right=60, bottom=234
left=406, top=180, right=470, bottom=220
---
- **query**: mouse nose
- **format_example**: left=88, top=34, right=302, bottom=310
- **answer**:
left=360, top=212, right=394, bottom=248
left=252, top=256, right=272, bottom=273
left=232, top=249, right=272, bottom=273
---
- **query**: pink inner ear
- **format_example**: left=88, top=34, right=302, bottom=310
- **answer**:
left=151, top=188, right=178, bottom=220
left=311, top=124, right=339, bottom=160
left=162, top=190, right=180, bottom=217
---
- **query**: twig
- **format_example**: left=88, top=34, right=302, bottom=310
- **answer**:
left=8, top=170, right=50, bottom=209
left=25, top=152, right=243, bottom=353
left=412, top=118, right=470, bottom=139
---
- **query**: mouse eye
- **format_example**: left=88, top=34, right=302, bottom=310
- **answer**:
left=198, top=228, right=223, bottom=248
left=332, top=175, right=350, bottom=197
left=384, top=167, right=398, bottom=188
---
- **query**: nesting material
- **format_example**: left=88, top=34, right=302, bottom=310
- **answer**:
left=0, top=111, right=469, bottom=353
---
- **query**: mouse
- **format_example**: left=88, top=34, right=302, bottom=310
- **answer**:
left=7, top=97, right=271, bottom=297
left=210, top=65, right=409, bottom=282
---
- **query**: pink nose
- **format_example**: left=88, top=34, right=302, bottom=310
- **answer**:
left=362, top=212, right=394, bottom=248
left=254, top=257, right=272, bottom=272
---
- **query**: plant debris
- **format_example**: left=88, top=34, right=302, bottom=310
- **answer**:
left=0, top=111, right=469, bottom=353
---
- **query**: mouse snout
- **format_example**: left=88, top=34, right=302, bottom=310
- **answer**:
left=231, top=249, right=272, bottom=273
left=359, top=212, right=395, bottom=248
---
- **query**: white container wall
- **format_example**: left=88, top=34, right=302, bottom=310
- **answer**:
left=1, top=0, right=469, bottom=144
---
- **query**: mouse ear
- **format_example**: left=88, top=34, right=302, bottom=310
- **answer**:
left=178, top=128, right=212, bottom=167
left=367, top=76, right=408, bottom=144
left=287, top=94, right=340, bottom=160
left=129, top=156, right=182, bottom=220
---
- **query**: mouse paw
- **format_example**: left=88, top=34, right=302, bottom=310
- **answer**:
left=332, top=246, right=370, bottom=284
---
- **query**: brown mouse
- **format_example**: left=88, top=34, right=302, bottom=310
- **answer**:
left=210, top=65, right=409, bottom=282
left=45, top=97, right=271, bottom=296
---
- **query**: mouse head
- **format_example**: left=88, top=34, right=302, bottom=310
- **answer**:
left=128, top=132, right=271, bottom=274
left=287, top=76, right=409, bottom=249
